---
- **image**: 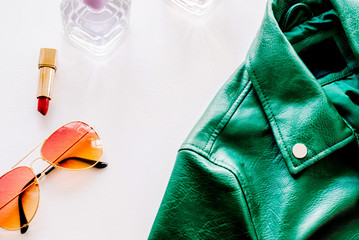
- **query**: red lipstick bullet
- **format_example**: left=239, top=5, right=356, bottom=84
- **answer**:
left=38, top=97, right=50, bottom=115
left=37, top=48, right=57, bottom=116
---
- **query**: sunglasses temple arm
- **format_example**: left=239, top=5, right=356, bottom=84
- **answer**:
left=38, top=159, right=108, bottom=177
left=18, top=177, right=37, bottom=234
left=94, top=161, right=108, bottom=168
left=19, top=194, right=29, bottom=234
left=36, top=166, right=55, bottom=178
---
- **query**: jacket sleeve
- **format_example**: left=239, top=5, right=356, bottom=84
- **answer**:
left=149, top=149, right=256, bottom=240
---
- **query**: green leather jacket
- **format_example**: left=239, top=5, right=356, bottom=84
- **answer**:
left=150, top=0, right=359, bottom=239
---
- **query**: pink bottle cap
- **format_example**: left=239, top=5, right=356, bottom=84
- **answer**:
left=83, top=0, right=108, bottom=10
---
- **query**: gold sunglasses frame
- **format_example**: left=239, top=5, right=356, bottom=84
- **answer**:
left=0, top=121, right=107, bottom=233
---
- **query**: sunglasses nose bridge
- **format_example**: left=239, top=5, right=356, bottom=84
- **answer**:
left=30, top=157, right=44, bottom=168
left=30, top=157, right=52, bottom=177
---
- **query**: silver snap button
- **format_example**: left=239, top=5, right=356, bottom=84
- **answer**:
left=292, top=143, right=307, bottom=159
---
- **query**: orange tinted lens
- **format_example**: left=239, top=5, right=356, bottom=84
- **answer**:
left=0, top=166, right=39, bottom=230
left=41, top=121, right=103, bottom=170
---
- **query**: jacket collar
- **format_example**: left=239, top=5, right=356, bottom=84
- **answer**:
left=246, top=0, right=358, bottom=175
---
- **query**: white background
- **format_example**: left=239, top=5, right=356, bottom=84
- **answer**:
left=0, top=0, right=266, bottom=239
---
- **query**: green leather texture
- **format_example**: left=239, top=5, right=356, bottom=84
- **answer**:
left=149, top=0, right=359, bottom=239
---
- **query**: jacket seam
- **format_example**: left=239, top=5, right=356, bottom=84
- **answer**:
left=178, top=146, right=259, bottom=240
left=204, top=78, right=252, bottom=153
left=321, top=66, right=359, bottom=87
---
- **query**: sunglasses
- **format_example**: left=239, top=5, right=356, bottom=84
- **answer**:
left=0, top=121, right=107, bottom=234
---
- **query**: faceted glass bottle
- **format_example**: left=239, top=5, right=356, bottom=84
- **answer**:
left=61, top=0, right=131, bottom=56
left=169, top=0, right=216, bottom=15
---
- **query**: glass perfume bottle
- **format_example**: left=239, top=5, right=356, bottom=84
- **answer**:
left=169, top=0, right=216, bottom=15
left=60, top=0, right=131, bottom=56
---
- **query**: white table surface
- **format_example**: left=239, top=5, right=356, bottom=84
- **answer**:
left=0, top=0, right=267, bottom=239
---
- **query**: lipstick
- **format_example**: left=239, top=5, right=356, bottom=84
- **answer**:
left=37, top=48, right=58, bottom=116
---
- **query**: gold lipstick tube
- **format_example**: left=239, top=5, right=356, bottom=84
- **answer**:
left=37, top=48, right=57, bottom=99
